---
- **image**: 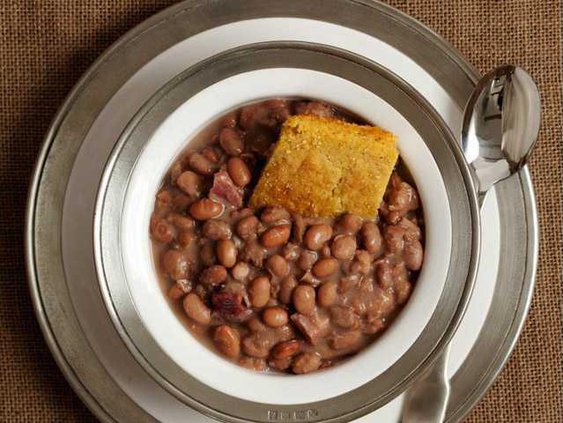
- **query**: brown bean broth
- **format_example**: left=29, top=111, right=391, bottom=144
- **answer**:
left=150, top=98, right=425, bottom=374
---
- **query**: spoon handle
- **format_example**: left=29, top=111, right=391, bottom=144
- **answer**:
left=401, top=344, right=451, bottom=423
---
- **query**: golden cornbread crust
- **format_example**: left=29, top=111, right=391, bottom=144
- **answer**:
left=250, top=115, right=399, bottom=217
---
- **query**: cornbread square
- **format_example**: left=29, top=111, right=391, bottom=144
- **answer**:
left=250, top=115, right=399, bottom=217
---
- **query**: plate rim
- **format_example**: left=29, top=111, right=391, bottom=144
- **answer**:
left=24, top=1, right=538, bottom=422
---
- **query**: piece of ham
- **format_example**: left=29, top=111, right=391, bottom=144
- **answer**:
left=291, top=312, right=330, bottom=345
left=210, top=170, right=243, bottom=208
left=211, top=291, right=252, bottom=322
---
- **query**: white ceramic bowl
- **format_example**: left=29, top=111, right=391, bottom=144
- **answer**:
left=95, top=42, right=479, bottom=422
left=122, top=68, right=451, bottom=404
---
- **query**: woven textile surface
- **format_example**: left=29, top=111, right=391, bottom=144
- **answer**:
left=0, top=0, right=561, bottom=422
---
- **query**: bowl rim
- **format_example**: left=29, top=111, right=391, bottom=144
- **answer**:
left=94, top=41, right=480, bottom=422
left=118, top=68, right=454, bottom=403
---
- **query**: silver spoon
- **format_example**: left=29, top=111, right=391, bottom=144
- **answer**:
left=401, top=65, right=540, bottom=423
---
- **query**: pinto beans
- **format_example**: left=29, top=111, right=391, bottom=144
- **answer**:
left=219, top=127, right=245, bottom=156
left=162, top=250, right=189, bottom=280
left=217, top=240, right=237, bottom=268
left=261, top=206, right=290, bottom=224
left=278, top=275, right=298, bottom=305
left=304, top=224, right=333, bottom=251
left=202, top=219, right=232, bottom=240
left=330, top=306, right=360, bottom=329
left=331, top=235, right=356, bottom=260
left=337, top=214, right=363, bottom=234
left=348, top=250, right=372, bottom=275
left=388, top=178, right=419, bottom=214
left=239, top=356, right=267, bottom=371
left=249, top=277, right=271, bottom=308
left=263, top=307, right=289, bottom=328
left=236, top=215, right=259, bottom=240
left=397, top=217, right=422, bottom=241
left=167, top=279, right=193, bottom=300
left=242, top=333, right=274, bottom=358
left=293, top=284, right=316, bottom=315
left=172, top=192, right=191, bottom=210
left=317, top=281, right=338, bottom=307
left=330, top=330, right=363, bottom=351
left=214, top=325, right=241, bottom=358
left=298, top=250, right=318, bottom=271
left=395, top=279, right=412, bottom=304
left=361, top=222, right=383, bottom=254
left=201, top=146, right=221, bottom=163
left=292, top=352, right=322, bottom=374
left=266, top=255, right=289, bottom=278
left=404, top=239, right=423, bottom=271
left=155, top=190, right=173, bottom=214
left=376, top=259, right=408, bottom=292
left=271, top=340, right=301, bottom=359
left=261, top=224, right=291, bottom=248
left=190, top=198, right=224, bottom=220
left=231, top=262, right=250, bottom=281
left=183, top=293, right=211, bottom=325
left=170, top=214, right=195, bottom=231
left=188, top=153, right=215, bottom=175
left=246, top=316, right=267, bottom=332
left=240, top=240, right=266, bottom=267
left=282, top=243, right=301, bottom=261
left=312, top=258, right=339, bottom=279
left=227, top=157, right=251, bottom=187
left=150, top=217, right=175, bottom=243
left=199, top=265, right=227, bottom=286
left=151, top=100, right=425, bottom=376
left=269, top=357, right=293, bottom=371
left=176, top=171, right=204, bottom=196
left=177, top=230, right=196, bottom=248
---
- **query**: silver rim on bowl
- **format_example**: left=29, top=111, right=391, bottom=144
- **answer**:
left=95, top=41, right=480, bottom=423
left=25, top=1, right=538, bottom=422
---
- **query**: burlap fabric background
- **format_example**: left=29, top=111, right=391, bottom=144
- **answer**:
left=1, top=0, right=561, bottom=422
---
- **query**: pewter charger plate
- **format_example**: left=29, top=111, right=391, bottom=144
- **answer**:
left=96, top=41, right=478, bottom=423
left=25, top=1, right=538, bottom=422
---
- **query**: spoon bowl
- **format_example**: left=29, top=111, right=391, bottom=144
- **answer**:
left=462, top=65, right=541, bottom=197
